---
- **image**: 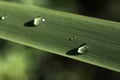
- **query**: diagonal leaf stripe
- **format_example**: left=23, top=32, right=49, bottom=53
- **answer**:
left=0, top=1, right=120, bottom=72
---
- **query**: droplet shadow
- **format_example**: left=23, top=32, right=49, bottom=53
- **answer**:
left=66, top=48, right=80, bottom=55
left=24, top=20, right=35, bottom=27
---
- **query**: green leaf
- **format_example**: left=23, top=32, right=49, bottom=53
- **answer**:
left=0, top=1, right=120, bottom=72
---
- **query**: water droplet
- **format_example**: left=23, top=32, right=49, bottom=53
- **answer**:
left=66, top=43, right=88, bottom=55
left=24, top=16, right=45, bottom=27
left=33, top=17, right=45, bottom=26
left=78, top=44, right=88, bottom=54
left=68, top=37, right=75, bottom=41
left=0, top=15, right=7, bottom=20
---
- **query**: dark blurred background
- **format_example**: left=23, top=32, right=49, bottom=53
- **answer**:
left=44, top=0, right=120, bottom=22
left=1, top=0, right=120, bottom=21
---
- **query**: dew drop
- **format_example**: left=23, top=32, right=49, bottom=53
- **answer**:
left=68, top=37, right=75, bottom=41
left=78, top=44, right=88, bottom=54
left=24, top=16, right=45, bottom=27
left=66, top=43, right=88, bottom=55
left=33, top=17, right=45, bottom=26
left=0, top=15, right=7, bottom=20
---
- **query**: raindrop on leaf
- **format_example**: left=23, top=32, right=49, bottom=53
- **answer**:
left=0, top=15, right=7, bottom=20
left=78, top=44, right=88, bottom=54
left=33, top=17, right=45, bottom=26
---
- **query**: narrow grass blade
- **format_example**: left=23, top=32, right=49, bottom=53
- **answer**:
left=0, top=1, right=120, bottom=72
